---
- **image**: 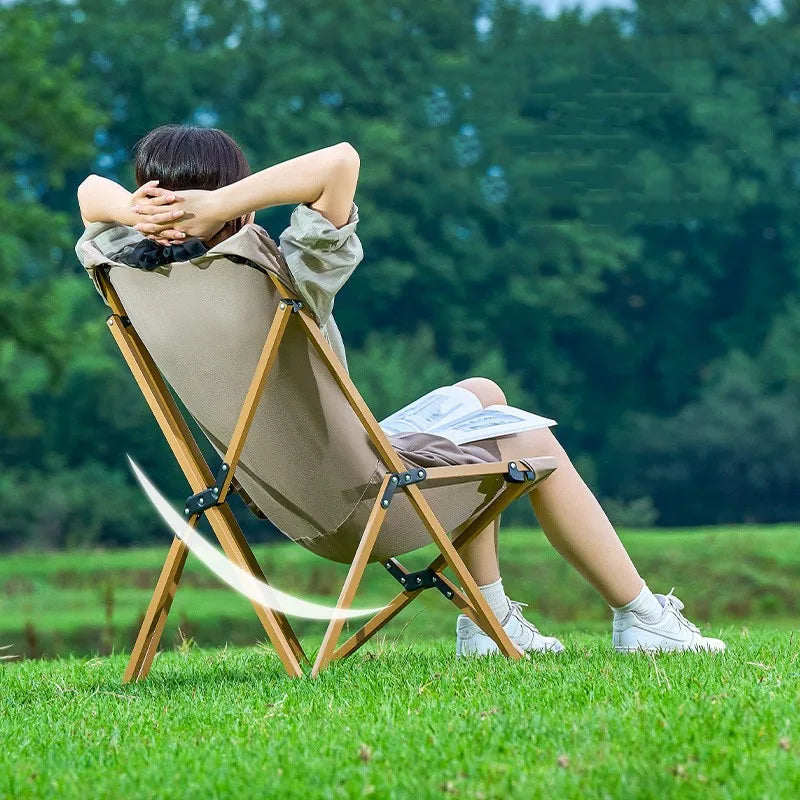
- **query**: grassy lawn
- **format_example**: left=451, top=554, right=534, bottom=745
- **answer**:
left=1, top=525, right=798, bottom=797
left=2, top=630, right=798, bottom=798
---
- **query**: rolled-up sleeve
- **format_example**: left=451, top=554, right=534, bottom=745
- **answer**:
left=278, top=202, right=363, bottom=327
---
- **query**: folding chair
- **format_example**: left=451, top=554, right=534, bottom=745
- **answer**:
left=92, top=242, right=556, bottom=681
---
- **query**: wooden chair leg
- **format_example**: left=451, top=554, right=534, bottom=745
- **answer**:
left=124, top=536, right=189, bottom=682
left=205, top=504, right=306, bottom=676
left=108, top=315, right=305, bottom=679
left=404, top=485, right=522, bottom=659
left=311, top=479, right=390, bottom=677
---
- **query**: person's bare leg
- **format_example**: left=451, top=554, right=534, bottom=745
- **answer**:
left=458, top=521, right=501, bottom=586
left=453, top=377, right=643, bottom=608
left=452, top=377, right=726, bottom=653
left=452, top=379, right=506, bottom=587
left=497, top=427, right=643, bottom=607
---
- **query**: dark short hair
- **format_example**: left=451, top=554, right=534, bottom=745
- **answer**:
left=134, top=125, right=251, bottom=190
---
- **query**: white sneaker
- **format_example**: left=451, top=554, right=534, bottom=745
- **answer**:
left=456, top=601, right=565, bottom=657
left=613, top=589, right=726, bottom=653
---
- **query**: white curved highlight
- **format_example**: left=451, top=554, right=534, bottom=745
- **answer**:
left=127, top=456, right=386, bottom=621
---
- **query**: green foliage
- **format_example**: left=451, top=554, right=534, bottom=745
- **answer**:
left=1, top=0, right=799, bottom=547
left=0, top=5, right=104, bottom=431
left=608, top=302, right=800, bottom=523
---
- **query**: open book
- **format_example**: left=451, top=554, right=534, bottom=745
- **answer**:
left=379, top=386, right=556, bottom=446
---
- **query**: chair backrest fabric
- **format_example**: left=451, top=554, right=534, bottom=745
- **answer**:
left=108, top=253, right=383, bottom=545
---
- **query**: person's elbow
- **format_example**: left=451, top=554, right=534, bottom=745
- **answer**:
left=77, top=174, right=101, bottom=221
left=332, top=142, right=360, bottom=176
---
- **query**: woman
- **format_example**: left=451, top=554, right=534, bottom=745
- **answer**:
left=77, top=125, right=725, bottom=656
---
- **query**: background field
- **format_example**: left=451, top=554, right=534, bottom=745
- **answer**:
left=1, top=525, right=799, bottom=799
left=1, top=524, right=798, bottom=661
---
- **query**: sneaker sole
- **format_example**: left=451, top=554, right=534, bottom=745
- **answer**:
left=614, top=643, right=725, bottom=654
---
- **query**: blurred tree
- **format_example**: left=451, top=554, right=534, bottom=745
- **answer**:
left=1, top=0, right=798, bottom=547
left=607, top=301, right=800, bottom=524
left=0, top=5, right=103, bottom=432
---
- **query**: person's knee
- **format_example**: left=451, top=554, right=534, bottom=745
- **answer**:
left=453, top=376, right=506, bottom=408
left=497, top=426, right=566, bottom=464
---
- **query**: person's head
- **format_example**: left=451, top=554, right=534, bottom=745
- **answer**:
left=134, top=125, right=254, bottom=240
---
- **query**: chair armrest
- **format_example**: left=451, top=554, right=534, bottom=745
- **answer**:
left=424, top=456, right=557, bottom=484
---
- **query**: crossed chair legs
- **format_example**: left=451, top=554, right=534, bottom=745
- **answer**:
left=121, top=443, right=550, bottom=682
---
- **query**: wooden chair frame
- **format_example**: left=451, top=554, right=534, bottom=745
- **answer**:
left=97, top=269, right=555, bottom=681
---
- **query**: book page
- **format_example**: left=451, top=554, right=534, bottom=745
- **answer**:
left=379, top=386, right=481, bottom=436
left=430, top=404, right=557, bottom=446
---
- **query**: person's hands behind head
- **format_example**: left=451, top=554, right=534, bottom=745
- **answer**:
left=131, top=188, right=227, bottom=244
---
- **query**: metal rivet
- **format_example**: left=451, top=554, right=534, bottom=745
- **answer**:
left=386, top=562, right=392, bottom=568
left=391, top=476, right=398, bottom=483
left=279, top=302, right=286, bottom=309
left=212, top=487, right=219, bottom=495
left=418, top=470, right=424, bottom=478
left=184, top=508, right=190, bottom=515
left=400, top=577, right=406, bottom=584
left=222, top=464, right=228, bottom=471
left=198, top=498, right=204, bottom=506
left=447, top=591, right=453, bottom=598
left=416, top=576, right=422, bottom=584
left=510, top=461, right=517, bottom=469
left=432, top=576, right=437, bottom=583
left=381, top=499, right=389, bottom=507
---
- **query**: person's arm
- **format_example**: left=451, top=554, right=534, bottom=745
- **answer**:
left=77, top=175, right=184, bottom=237
left=131, top=142, right=360, bottom=240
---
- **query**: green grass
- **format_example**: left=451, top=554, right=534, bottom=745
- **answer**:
left=1, top=526, right=799, bottom=797
left=1, top=524, right=799, bottom=659
left=2, top=629, right=798, bottom=798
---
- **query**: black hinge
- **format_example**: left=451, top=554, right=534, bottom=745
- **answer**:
left=505, top=460, right=538, bottom=483
left=279, top=298, right=304, bottom=313
left=380, top=468, right=427, bottom=508
left=184, top=462, right=231, bottom=518
left=384, top=559, right=454, bottom=600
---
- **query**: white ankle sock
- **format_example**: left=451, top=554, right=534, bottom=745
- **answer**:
left=612, top=582, right=663, bottom=624
left=478, top=578, right=511, bottom=622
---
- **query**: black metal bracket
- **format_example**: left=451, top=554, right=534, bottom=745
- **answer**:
left=107, top=314, right=131, bottom=328
left=504, top=460, right=538, bottom=483
left=384, top=559, right=454, bottom=600
left=380, top=468, right=427, bottom=508
left=279, top=298, right=304, bottom=313
left=184, top=462, right=231, bottom=518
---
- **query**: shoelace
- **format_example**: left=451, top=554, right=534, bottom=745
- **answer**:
left=656, top=588, right=700, bottom=633
left=508, top=599, right=541, bottom=634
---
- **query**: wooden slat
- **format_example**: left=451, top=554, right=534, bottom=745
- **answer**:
left=218, top=303, right=292, bottom=498
left=423, top=456, right=557, bottom=482
left=311, top=477, right=390, bottom=677
left=123, top=536, right=188, bottom=682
